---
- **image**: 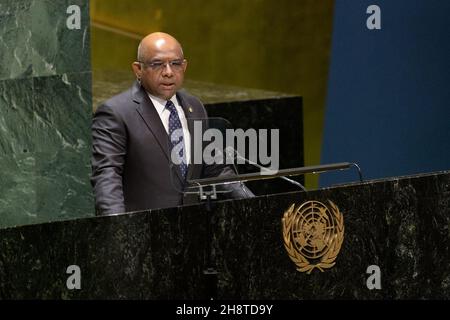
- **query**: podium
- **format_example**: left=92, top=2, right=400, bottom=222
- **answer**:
left=0, top=170, right=449, bottom=299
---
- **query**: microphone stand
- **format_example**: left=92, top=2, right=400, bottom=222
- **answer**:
left=226, top=147, right=308, bottom=192
left=197, top=185, right=218, bottom=300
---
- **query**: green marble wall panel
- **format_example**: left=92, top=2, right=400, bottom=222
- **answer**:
left=0, top=72, right=93, bottom=228
left=0, top=77, right=35, bottom=154
left=0, top=0, right=90, bottom=80
left=0, top=0, right=93, bottom=228
left=33, top=72, right=93, bottom=222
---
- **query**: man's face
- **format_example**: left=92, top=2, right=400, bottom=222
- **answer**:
left=133, top=40, right=187, bottom=100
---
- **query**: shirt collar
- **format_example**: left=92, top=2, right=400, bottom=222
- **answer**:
left=147, top=92, right=178, bottom=116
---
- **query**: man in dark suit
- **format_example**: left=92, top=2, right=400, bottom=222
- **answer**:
left=91, top=32, right=253, bottom=215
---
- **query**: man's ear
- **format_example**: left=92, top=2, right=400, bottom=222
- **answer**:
left=131, top=62, right=142, bottom=80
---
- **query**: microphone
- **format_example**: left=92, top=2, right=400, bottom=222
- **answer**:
left=224, top=146, right=307, bottom=192
left=220, top=148, right=254, bottom=198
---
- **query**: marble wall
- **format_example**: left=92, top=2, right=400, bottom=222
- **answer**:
left=0, top=0, right=94, bottom=228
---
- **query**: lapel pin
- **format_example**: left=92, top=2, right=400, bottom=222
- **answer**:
left=188, top=106, right=193, bottom=113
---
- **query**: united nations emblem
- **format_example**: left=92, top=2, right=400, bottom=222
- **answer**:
left=282, top=200, right=344, bottom=274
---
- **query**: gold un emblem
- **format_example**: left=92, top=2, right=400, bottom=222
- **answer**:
left=282, top=200, right=344, bottom=274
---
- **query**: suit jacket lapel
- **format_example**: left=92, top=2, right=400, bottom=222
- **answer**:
left=133, top=82, right=185, bottom=184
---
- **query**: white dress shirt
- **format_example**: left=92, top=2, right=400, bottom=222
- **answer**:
left=147, top=93, right=191, bottom=164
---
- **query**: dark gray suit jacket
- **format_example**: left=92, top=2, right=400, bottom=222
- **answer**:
left=91, top=81, right=252, bottom=215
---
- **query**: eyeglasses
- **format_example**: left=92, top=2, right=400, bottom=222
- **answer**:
left=139, top=59, right=186, bottom=72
